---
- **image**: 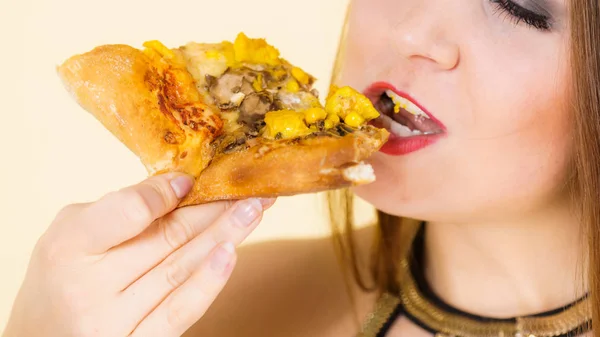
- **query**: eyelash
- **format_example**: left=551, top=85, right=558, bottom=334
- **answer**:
left=490, top=0, right=551, bottom=31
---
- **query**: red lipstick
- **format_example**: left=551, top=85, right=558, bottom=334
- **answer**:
left=364, top=82, right=446, bottom=156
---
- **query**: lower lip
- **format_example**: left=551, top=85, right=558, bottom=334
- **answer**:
left=370, top=119, right=443, bottom=156
left=379, top=132, right=442, bottom=155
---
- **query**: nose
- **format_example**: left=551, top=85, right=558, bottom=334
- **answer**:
left=391, top=4, right=460, bottom=70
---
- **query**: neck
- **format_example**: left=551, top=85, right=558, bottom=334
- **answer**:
left=423, top=203, right=587, bottom=318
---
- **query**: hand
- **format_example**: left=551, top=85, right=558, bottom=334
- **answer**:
left=3, top=173, right=274, bottom=337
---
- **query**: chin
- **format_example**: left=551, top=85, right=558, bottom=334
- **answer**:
left=350, top=155, right=449, bottom=221
left=351, top=175, right=423, bottom=218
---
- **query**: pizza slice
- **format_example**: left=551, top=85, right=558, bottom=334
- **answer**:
left=57, top=32, right=389, bottom=207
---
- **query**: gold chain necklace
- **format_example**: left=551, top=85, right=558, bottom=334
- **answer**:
left=358, top=258, right=592, bottom=337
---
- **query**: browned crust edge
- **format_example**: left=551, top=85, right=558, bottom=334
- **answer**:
left=57, top=45, right=187, bottom=174
left=179, top=128, right=388, bottom=206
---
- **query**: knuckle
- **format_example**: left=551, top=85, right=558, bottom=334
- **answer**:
left=222, top=200, right=235, bottom=212
left=166, top=303, right=186, bottom=331
left=166, top=294, right=202, bottom=330
left=34, top=234, right=67, bottom=268
left=100, top=189, right=120, bottom=202
left=159, top=212, right=195, bottom=250
left=165, top=258, right=191, bottom=288
left=54, top=203, right=81, bottom=222
left=209, top=231, right=222, bottom=252
left=145, top=178, right=176, bottom=208
left=120, top=190, right=154, bottom=225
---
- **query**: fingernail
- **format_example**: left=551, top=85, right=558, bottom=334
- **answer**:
left=170, top=175, right=194, bottom=198
left=211, top=242, right=235, bottom=272
left=231, top=198, right=263, bottom=228
left=260, top=198, right=277, bottom=209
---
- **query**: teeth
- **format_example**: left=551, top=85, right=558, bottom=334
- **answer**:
left=379, top=114, right=424, bottom=137
left=393, top=122, right=424, bottom=137
left=385, top=90, right=429, bottom=119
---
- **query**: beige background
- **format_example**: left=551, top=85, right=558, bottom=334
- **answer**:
left=2, top=0, right=377, bottom=332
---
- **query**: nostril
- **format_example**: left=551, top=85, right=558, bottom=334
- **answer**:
left=431, top=41, right=460, bottom=70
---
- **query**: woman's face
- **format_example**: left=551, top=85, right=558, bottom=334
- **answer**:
left=337, top=0, right=572, bottom=223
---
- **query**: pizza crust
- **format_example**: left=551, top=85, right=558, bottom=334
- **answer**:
left=179, top=128, right=387, bottom=206
left=57, top=44, right=218, bottom=177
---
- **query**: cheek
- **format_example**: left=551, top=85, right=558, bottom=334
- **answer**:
left=453, top=39, right=573, bottom=205
left=334, top=2, right=397, bottom=89
left=457, top=103, right=572, bottom=207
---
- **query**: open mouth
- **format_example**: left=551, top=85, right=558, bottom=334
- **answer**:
left=366, top=85, right=445, bottom=138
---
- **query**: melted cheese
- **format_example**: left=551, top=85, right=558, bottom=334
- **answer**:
left=220, top=111, right=242, bottom=133
left=233, top=32, right=281, bottom=66
left=304, top=107, right=327, bottom=124
left=220, top=42, right=236, bottom=67
left=291, top=66, right=310, bottom=85
left=344, top=112, right=365, bottom=128
left=253, top=73, right=264, bottom=91
left=180, top=43, right=230, bottom=87
left=143, top=40, right=175, bottom=59
left=325, top=86, right=380, bottom=122
left=285, top=79, right=300, bottom=92
left=204, top=50, right=221, bottom=59
left=324, top=113, right=340, bottom=129
left=263, top=110, right=311, bottom=139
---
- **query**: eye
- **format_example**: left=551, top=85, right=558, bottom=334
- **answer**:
left=490, top=0, right=551, bottom=31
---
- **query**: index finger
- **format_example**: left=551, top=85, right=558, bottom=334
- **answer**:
left=68, top=172, right=195, bottom=254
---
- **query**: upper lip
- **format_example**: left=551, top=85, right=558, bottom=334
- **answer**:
left=363, top=81, right=447, bottom=131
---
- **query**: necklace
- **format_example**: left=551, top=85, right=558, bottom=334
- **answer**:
left=397, top=257, right=592, bottom=337
left=358, top=257, right=592, bottom=337
left=358, top=223, right=592, bottom=337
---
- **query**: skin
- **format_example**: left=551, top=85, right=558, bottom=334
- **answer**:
left=4, top=0, right=586, bottom=336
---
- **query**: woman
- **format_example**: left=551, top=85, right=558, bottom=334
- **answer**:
left=3, top=0, right=598, bottom=336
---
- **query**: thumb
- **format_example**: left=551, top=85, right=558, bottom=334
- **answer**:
left=66, top=172, right=195, bottom=255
